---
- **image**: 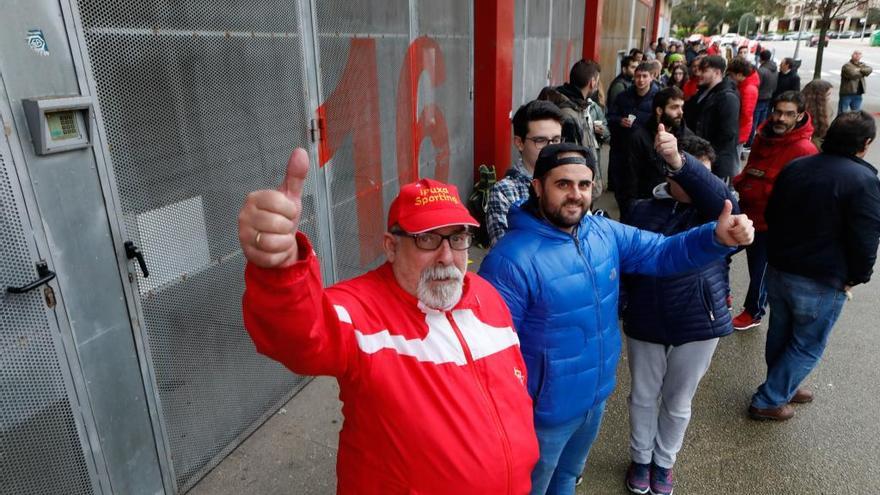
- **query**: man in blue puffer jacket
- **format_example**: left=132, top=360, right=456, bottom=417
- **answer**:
left=621, top=135, right=737, bottom=495
left=479, top=140, right=755, bottom=495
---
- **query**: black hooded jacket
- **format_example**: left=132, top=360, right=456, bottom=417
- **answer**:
left=684, top=76, right=741, bottom=182
left=619, top=120, right=694, bottom=218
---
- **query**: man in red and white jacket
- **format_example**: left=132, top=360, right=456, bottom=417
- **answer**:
left=732, top=91, right=818, bottom=330
left=237, top=149, right=538, bottom=494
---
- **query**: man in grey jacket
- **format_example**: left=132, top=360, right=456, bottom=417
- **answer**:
left=748, top=50, right=778, bottom=147
left=839, top=50, right=873, bottom=114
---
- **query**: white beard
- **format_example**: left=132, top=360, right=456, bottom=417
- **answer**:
left=417, top=264, right=464, bottom=311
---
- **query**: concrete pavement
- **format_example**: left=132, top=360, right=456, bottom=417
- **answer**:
left=191, top=40, right=880, bottom=494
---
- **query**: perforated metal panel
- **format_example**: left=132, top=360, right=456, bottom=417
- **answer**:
left=514, top=0, right=585, bottom=105
left=417, top=0, right=474, bottom=203
left=74, top=1, right=315, bottom=491
left=523, top=0, right=552, bottom=103
left=317, top=1, right=474, bottom=281
left=316, top=0, right=410, bottom=281
left=0, top=139, right=96, bottom=494
left=513, top=0, right=528, bottom=108
left=551, top=0, right=571, bottom=85
left=570, top=0, right=585, bottom=69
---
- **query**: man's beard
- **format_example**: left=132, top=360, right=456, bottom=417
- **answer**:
left=770, top=120, right=795, bottom=135
left=540, top=195, right=589, bottom=230
left=417, top=264, right=465, bottom=311
left=660, top=113, right=682, bottom=131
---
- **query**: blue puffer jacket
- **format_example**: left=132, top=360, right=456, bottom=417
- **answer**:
left=479, top=200, right=733, bottom=427
left=623, top=155, right=739, bottom=346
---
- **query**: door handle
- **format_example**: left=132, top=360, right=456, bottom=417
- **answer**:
left=124, top=241, right=149, bottom=278
left=7, top=261, right=56, bottom=294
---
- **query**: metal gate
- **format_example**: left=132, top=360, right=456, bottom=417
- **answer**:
left=314, top=0, right=473, bottom=280
left=0, top=110, right=101, bottom=494
left=513, top=0, right=586, bottom=108
left=68, top=0, right=474, bottom=492
left=72, top=0, right=318, bottom=492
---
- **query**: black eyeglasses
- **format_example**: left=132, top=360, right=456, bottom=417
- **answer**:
left=525, top=136, right=563, bottom=149
left=771, top=109, right=800, bottom=119
left=391, top=230, right=474, bottom=251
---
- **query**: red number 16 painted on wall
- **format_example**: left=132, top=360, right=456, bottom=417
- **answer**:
left=316, top=35, right=450, bottom=268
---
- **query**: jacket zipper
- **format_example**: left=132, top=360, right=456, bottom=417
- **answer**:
left=446, top=312, right=514, bottom=494
left=700, top=279, right=716, bottom=322
left=573, top=233, right=604, bottom=397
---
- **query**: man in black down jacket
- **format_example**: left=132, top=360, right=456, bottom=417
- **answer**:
left=619, top=86, right=694, bottom=220
left=622, top=132, right=740, bottom=495
left=772, top=57, right=800, bottom=99
left=684, top=55, right=741, bottom=183
left=749, top=111, right=880, bottom=421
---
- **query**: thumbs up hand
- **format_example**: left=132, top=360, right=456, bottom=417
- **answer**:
left=714, top=199, right=755, bottom=247
left=654, top=123, right=682, bottom=170
left=238, top=148, right=309, bottom=268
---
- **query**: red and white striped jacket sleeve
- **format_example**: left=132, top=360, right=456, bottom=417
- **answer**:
left=242, top=232, right=355, bottom=378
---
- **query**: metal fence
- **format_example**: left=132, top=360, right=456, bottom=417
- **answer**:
left=64, top=0, right=474, bottom=492
left=513, top=0, right=586, bottom=109
left=315, top=0, right=473, bottom=280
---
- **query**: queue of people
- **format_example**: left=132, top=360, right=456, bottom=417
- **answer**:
left=234, top=42, right=880, bottom=495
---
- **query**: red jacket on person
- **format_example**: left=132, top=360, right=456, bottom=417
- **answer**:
left=682, top=78, right=700, bottom=100
left=242, top=233, right=538, bottom=495
left=733, top=114, right=818, bottom=231
left=738, top=70, right=760, bottom=144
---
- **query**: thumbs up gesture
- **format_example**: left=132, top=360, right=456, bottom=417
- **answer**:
left=238, top=148, right=309, bottom=268
left=714, top=199, right=755, bottom=247
left=654, top=123, right=682, bottom=170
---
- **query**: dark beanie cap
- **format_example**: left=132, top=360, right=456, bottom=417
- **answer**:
left=533, top=142, right=597, bottom=179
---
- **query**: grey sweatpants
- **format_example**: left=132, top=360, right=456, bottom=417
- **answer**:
left=626, top=336, right=719, bottom=469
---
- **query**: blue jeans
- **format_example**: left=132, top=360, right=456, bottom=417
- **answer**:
left=530, top=401, right=607, bottom=495
left=751, top=268, right=847, bottom=409
left=748, top=99, right=770, bottom=147
left=838, top=94, right=863, bottom=114
left=743, top=231, right=769, bottom=318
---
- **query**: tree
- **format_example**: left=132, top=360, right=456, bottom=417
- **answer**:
left=739, top=13, right=758, bottom=35
left=672, top=0, right=785, bottom=35
left=867, top=6, right=880, bottom=25
left=807, top=0, right=868, bottom=79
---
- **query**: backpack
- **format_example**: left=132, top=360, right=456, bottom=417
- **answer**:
left=466, top=164, right=497, bottom=249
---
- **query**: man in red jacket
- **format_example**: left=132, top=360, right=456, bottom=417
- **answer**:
left=728, top=58, right=759, bottom=161
left=237, top=149, right=539, bottom=494
left=732, top=91, right=819, bottom=330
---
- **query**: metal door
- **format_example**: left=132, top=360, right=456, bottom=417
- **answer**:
left=69, top=0, right=323, bottom=491
left=0, top=102, right=102, bottom=495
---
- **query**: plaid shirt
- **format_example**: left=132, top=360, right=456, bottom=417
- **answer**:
left=486, top=160, right=532, bottom=246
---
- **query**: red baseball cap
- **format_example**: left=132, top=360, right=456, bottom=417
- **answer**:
left=387, top=178, right=479, bottom=234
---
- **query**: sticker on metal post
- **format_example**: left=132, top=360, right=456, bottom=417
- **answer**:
left=26, top=29, right=50, bottom=56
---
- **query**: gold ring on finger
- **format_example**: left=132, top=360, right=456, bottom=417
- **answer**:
left=255, top=231, right=263, bottom=247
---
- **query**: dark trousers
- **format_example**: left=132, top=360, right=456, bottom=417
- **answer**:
left=747, top=99, right=770, bottom=147
left=743, top=231, right=769, bottom=318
